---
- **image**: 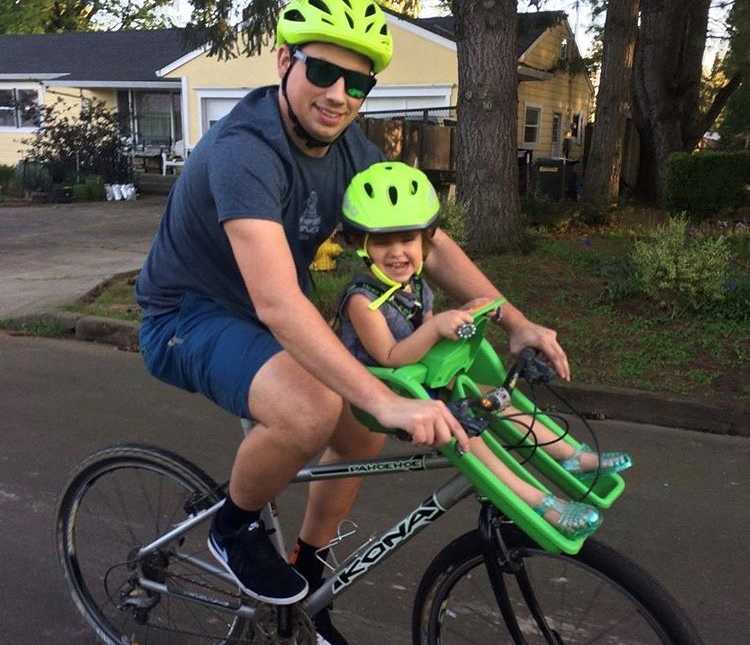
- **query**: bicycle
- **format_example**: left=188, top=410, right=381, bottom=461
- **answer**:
left=56, top=300, right=705, bottom=644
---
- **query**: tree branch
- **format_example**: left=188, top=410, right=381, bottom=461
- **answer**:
left=686, top=72, right=743, bottom=147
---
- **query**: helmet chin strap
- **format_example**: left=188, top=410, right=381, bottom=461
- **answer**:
left=281, top=47, right=343, bottom=150
left=357, top=234, right=423, bottom=311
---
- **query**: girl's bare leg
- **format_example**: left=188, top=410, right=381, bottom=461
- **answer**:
left=502, top=405, right=601, bottom=470
left=469, top=437, right=554, bottom=523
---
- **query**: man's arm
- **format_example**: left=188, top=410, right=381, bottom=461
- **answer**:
left=223, top=218, right=469, bottom=449
left=424, top=228, right=571, bottom=380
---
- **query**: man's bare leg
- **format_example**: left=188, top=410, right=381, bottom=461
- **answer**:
left=208, top=351, right=345, bottom=605
left=229, top=351, right=344, bottom=511
left=298, top=403, right=386, bottom=548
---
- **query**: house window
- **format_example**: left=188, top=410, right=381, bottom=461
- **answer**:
left=552, top=112, right=562, bottom=144
left=571, top=113, right=582, bottom=142
left=134, top=91, right=181, bottom=147
left=0, top=88, right=39, bottom=128
left=560, top=38, right=569, bottom=64
left=524, top=106, right=541, bottom=144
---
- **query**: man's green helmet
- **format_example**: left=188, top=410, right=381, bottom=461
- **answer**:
left=342, top=162, right=440, bottom=233
left=276, top=0, right=393, bottom=74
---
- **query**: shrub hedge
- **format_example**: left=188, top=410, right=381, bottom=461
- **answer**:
left=665, top=151, right=750, bottom=215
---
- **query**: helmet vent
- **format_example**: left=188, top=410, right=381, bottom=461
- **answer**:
left=388, top=186, right=398, bottom=205
left=322, top=17, right=334, bottom=24
left=284, top=9, right=305, bottom=22
left=342, top=0, right=352, bottom=7
left=365, top=22, right=373, bottom=33
left=364, top=182, right=374, bottom=198
left=365, top=3, right=377, bottom=17
left=308, top=0, right=331, bottom=15
left=411, top=180, right=418, bottom=195
left=345, top=11, right=354, bottom=28
left=380, top=24, right=388, bottom=36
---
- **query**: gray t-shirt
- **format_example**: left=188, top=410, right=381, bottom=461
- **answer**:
left=136, top=86, right=382, bottom=318
left=338, top=274, right=435, bottom=366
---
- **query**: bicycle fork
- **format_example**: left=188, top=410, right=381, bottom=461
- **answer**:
left=478, top=504, right=563, bottom=645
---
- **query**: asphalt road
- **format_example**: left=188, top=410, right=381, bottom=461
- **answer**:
left=0, top=197, right=163, bottom=318
left=1, top=332, right=749, bottom=643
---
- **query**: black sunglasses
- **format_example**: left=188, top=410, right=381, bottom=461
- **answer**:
left=292, top=49, right=376, bottom=100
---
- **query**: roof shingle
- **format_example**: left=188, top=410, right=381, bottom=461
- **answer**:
left=0, top=28, right=194, bottom=83
left=401, top=11, right=568, bottom=57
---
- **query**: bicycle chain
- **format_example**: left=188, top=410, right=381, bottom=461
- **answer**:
left=143, top=568, right=315, bottom=644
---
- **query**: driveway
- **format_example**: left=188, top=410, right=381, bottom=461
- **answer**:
left=0, top=196, right=165, bottom=318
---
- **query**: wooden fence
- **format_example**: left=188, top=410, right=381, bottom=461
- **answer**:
left=358, top=115, right=533, bottom=195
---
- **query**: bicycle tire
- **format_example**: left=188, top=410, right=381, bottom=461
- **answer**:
left=412, top=527, right=705, bottom=645
left=56, top=443, right=250, bottom=644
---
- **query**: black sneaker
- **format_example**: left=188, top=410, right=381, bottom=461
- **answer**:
left=313, top=606, right=349, bottom=645
left=207, top=519, right=308, bottom=604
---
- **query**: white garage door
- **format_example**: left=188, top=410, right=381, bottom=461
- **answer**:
left=361, top=85, right=453, bottom=116
left=201, top=97, right=242, bottom=132
left=198, top=85, right=453, bottom=136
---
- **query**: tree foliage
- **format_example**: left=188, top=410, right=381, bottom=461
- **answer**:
left=0, top=0, right=175, bottom=34
left=184, top=0, right=420, bottom=60
left=717, top=1, right=750, bottom=148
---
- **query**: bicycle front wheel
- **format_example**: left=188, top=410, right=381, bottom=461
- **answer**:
left=56, top=443, right=249, bottom=644
left=413, top=527, right=704, bottom=644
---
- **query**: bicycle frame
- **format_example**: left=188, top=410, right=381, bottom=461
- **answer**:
left=135, top=450, right=471, bottom=622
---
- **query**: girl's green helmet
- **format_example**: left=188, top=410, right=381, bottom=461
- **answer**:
left=276, top=0, right=393, bottom=74
left=342, top=162, right=440, bottom=233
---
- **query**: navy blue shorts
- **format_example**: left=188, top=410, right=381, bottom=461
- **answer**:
left=139, top=292, right=283, bottom=419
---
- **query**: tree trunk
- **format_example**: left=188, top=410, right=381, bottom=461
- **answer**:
left=632, top=0, right=711, bottom=203
left=452, top=0, right=523, bottom=254
left=582, top=0, right=639, bottom=207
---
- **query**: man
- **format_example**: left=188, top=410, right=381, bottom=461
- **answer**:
left=136, top=1, right=569, bottom=643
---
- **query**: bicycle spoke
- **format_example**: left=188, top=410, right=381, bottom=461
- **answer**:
left=58, top=448, right=246, bottom=645
left=86, top=484, right=141, bottom=547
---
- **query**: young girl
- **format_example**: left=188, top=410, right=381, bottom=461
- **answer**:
left=336, top=161, right=631, bottom=539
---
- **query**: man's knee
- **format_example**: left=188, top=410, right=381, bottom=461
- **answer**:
left=289, top=385, right=343, bottom=451
left=249, top=352, right=344, bottom=454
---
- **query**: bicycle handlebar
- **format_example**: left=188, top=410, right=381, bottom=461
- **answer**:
left=391, top=346, right=555, bottom=443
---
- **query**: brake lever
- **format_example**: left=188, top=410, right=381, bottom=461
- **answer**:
left=504, top=347, right=556, bottom=390
left=447, top=400, right=489, bottom=437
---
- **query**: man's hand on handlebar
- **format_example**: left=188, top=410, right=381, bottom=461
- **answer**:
left=506, top=319, right=571, bottom=382
left=374, top=396, right=470, bottom=451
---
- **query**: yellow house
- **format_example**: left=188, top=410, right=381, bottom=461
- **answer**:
left=0, top=29, right=193, bottom=167
left=0, top=10, right=593, bottom=168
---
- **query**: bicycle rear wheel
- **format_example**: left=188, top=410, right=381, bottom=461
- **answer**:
left=56, top=443, right=250, bottom=644
left=413, top=527, right=704, bottom=644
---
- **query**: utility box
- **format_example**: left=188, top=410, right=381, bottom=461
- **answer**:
left=534, top=158, right=566, bottom=201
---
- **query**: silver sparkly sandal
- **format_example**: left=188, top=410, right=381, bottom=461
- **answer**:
left=559, top=443, right=632, bottom=482
left=533, top=494, right=602, bottom=539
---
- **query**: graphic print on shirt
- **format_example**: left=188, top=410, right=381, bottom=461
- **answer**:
left=299, top=190, right=321, bottom=240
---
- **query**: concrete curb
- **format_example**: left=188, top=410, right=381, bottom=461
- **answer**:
left=4, top=309, right=749, bottom=437
left=531, top=382, right=749, bottom=437
left=6, top=310, right=139, bottom=351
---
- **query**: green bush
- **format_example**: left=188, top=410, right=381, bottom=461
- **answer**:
left=719, top=274, right=750, bottom=322
left=71, top=184, right=90, bottom=201
left=631, top=215, right=731, bottom=316
left=15, top=160, right=52, bottom=193
left=0, top=164, right=14, bottom=188
left=665, top=151, right=750, bottom=215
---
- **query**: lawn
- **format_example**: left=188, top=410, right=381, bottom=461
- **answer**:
left=65, top=211, right=750, bottom=406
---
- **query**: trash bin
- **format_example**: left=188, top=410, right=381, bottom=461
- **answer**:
left=534, top=158, right=566, bottom=201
